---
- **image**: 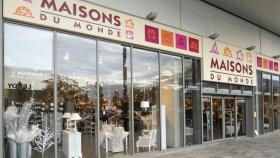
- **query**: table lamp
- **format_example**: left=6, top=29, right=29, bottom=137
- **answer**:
left=140, top=101, right=150, bottom=111
left=69, top=113, right=82, bottom=132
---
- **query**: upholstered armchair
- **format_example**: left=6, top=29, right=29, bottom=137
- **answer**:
left=136, top=129, right=157, bottom=152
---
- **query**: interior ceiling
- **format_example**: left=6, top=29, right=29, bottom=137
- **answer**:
left=203, top=0, right=280, bottom=36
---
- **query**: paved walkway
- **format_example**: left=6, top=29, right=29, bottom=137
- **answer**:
left=133, top=131, right=280, bottom=158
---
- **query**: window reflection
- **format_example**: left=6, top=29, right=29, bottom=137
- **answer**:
left=4, top=23, right=54, bottom=158
left=161, top=54, right=183, bottom=148
left=272, top=75, right=280, bottom=130
left=185, top=58, right=200, bottom=145
left=56, top=33, right=97, bottom=158
left=263, top=73, right=272, bottom=133
left=133, top=49, right=159, bottom=153
left=98, top=41, right=131, bottom=157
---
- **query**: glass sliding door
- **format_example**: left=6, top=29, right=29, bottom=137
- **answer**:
left=98, top=41, right=131, bottom=157
left=212, top=98, right=223, bottom=140
left=202, top=97, right=212, bottom=142
left=236, top=99, right=246, bottom=136
left=56, top=33, right=97, bottom=158
left=133, top=49, right=159, bottom=153
left=160, top=54, right=183, bottom=148
left=224, top=98, right=235, bottom=138
left=4, top=23, right=54, bottom=158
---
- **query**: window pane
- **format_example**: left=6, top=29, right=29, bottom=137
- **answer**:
left=133, top=49, right=159, bottom=153
left=161, top=54, right=183, bottom=148
left=98, top=41, right=131, bottom=157
left=185, top=59, right=200, bottom=145
left=56, top=33, right=97, bottom=158
left=4, top=23, right=54, bottom=158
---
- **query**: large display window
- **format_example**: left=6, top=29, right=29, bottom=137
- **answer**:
left=56, top=33, right=97, bottom=158
left=133, top=48, right=159, bottom=153
left=272, top=75, right=280, bottom=130
left=4, top=23, right=54, bottom=158
left=2, top=23, right=201, bottom=158
left=263, top=73, right=272, bottom=133
left=160, top=54, right=183, bottom=148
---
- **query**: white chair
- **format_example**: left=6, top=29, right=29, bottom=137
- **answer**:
left=136, top=129, right=157, bottom=152
left=101, top=127, right=128, bottom=153
left=225, top=122, right=241, bottom=135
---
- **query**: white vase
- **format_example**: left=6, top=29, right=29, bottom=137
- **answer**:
left=8, top=139, right=17, bottom=158
left=18, top=142, right=30, bottom=158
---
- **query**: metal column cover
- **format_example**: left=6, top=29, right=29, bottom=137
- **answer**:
left=246, top=97, right=255, bottom=137
left=0, top=0, right=4, bottom=157
left=193, top=60, right=202, bottom=144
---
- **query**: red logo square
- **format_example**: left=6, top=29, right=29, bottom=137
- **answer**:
left=189, top=37, right=199, bottom=53
left=274, top=62, right=279, bottom=72
left=257, top=57, right=262, bottom=67
left=145, top=25, right=159, bottom=44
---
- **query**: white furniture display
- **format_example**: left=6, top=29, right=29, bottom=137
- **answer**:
left=136, top=129, right=157, bottom=152
left=62, top=130, right=82, bottom=158
left=100, top=126, right=129, bottom=153
left=160, top=105, right=166, bottom=150
left=225, top=122, right=241, bottom=136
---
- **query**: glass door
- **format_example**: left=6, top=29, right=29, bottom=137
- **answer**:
left=212, top=98, right=223, bottom=140
left=202, top=97, right=212, bottom=142
left=224, top=98, right=235, bottom=138
left=236, top=98, right=246, bottom=136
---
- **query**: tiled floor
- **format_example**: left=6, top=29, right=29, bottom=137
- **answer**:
left=130, top=131, right=280, bottom=158
left=9, top=130, right=280, bottom=158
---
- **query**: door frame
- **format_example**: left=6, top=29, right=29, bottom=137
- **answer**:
left=202, top=96, right=249, bottom=143
left=224, top=97, right=235, bottom=139
left=201, top=96, right=212, bottom=142
left=212, top=97, right=224, bottom=140
left=235, top=97, right=247, bottom=138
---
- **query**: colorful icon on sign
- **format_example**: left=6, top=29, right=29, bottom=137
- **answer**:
left=176, top=34, right=187, bottom=50
left=145, top=25, right=159, bottom=44
left=223, top=47, right=232, bottom=57
left=210, top=41, right=219, bottom=54
left=263, top=58, right=268, bottom=69
left=161, top=29, right=174, bottom=47
left=125, top=30, right=134, bottom=40
left=15, top=6, right=34, bottom=18
left=125, top=19, right=134, bottom=29
left=269, top=60, right=274, bottom=70
left=274, top=62, right=279, bottom=72
left=236, top=50, right=243, bottom=61
left=189, top=37, right=199, bottom=53
left=257, top=57, right=262, bottom=67
left=246, top=52, right=252, bottom=63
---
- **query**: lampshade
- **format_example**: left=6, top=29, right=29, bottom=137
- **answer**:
left=140, top=101, right=150, bottom=108
left=62, top=112, right=71, bottom=119
left=70, top=113, right=82, bottom=121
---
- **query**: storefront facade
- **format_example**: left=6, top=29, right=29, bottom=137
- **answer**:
left=255, top=55, right=280, bottom=134
left=201, top=38, right=256, bottom=142
left=2, top=0, right=202, bottom=158
left=0, top=0, right=280, bottom=158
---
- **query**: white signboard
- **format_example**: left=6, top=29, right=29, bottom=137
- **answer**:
left=4, top=0, right=202, bottom=58
left=202, top=38, right=256, bottom=86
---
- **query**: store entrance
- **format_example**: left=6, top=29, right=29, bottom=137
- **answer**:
left=202, top=96, right=247, bottom=142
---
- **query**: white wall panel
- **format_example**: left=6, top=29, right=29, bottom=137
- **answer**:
left=261, top=29, right=280, bottom=57
left=90, top=0, right=181, bottom=28
left=180, top=0, right=260, bottom=53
